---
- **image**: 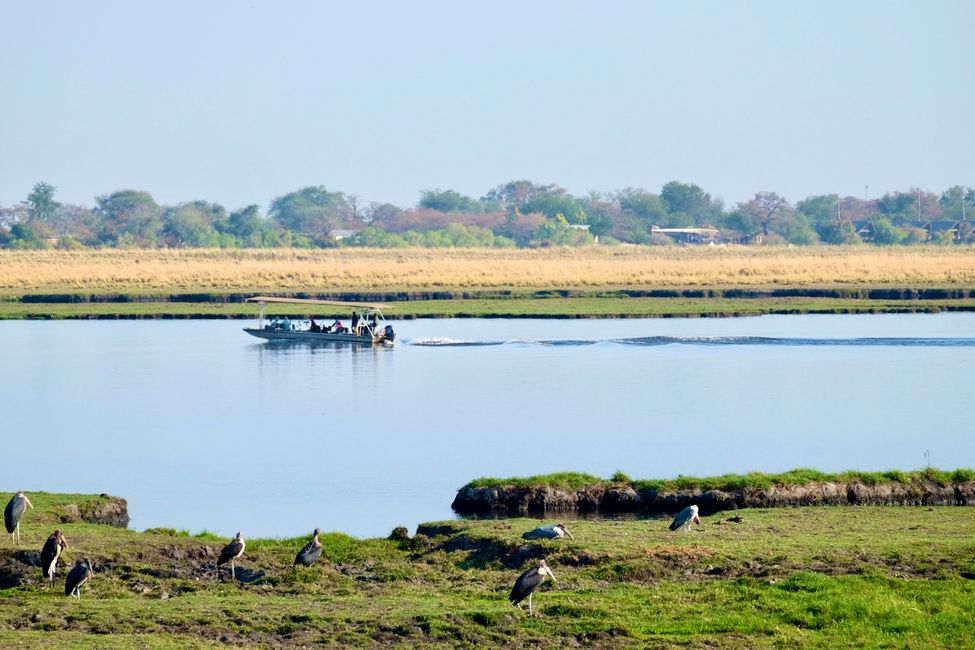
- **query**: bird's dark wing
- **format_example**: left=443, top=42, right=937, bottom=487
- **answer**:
left=669, top=507, right=691, bottom=531
left=218, top=539, right=244, bottom=566
left=41, top=536, right=58, bottom=574
left=509, top=567, right=544, bottom=605
left=4, top=498, right=23, bottom=534
left=294, top=542, right=323, bottom=567
left=64, top=563, right=87, bottom=596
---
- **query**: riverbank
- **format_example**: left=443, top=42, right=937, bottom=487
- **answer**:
left=452, top=469, right=975, bottom=516
left=3, top=247, right=975, bottom=320
left=1, top=491, right=974, bottom=648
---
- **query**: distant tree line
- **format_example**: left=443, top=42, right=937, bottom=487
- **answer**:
left=1, top=180, right=973, bottom=250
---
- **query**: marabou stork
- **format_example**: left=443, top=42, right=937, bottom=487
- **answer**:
left=294, top=528, right=323, bottom=567
left=41, top=529, right=69, bottom=582
left=522, top=523, right=574, bottom=541
left=217, top=532, right=246, bottom=579
left=64, top=558, right=93, bottom=598
left=509, top=559, right=556, bottom=616
left=4, top=492, right=33, bottom=544
left=669, top=504, right=701, bottom=532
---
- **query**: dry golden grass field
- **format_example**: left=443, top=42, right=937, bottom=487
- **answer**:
left=2, top=246, right=975, bottom=295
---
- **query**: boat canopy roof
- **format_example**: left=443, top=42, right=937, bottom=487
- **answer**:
left=246, top=296, right=390, bottom=310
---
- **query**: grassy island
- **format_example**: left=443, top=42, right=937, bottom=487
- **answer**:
left=1, top=492, right=973, bottom=648
left=462, top=467, right=975, bottom=493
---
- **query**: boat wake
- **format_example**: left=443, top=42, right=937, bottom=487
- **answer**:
left=405, top=336, right=975, bottom=348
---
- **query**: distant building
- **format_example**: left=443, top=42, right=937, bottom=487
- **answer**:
left=853, top=219, right=963, bottom=243
left=851, top=220, right=876, bottom=242
left=650, top=225, right=720, bottom=245
left=330, top=229, right=361, bottom=241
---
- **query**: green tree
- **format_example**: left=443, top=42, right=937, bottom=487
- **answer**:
left=818, top=221, right=862, bottom=245
left=870, top=217, right=907, bottom=245
left=797, top=194, right=842, bottom=239
left=521, top=192, right=586, bottom=224
left=874, top=190, right=941, bottom=220
left=660, top=181, right=723, bottom=224
left=220, top=204, right=278, bottom=246
left=770, top=212, right=819, bottom=244
left=26, top=182, right=60, bottom=222
left=7, top=222, right=49, bottom=249
left=616, top=188, right=668, bottom=226
left=938, top=186, right=975, bottom=220
left=269, top=186, right=351, bottom=236
left=162, top=204, right=220, bottom=247
left=481, top=180, right=561, bottom=213
left=94, top=190, right=163, bottom=246
left=418, top=189, right=482, bottom=213
left=532, top=214, right=595, bottom=246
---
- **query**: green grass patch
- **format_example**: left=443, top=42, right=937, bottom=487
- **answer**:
left=465, top=467, right=975, bottom=493
left=2, top=495, right=975, bottom=647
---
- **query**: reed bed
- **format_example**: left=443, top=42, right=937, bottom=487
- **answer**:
left=2, top=246, right=975, bottom=293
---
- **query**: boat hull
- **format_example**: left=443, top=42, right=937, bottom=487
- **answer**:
left=243, top=328, right=389, bottom=345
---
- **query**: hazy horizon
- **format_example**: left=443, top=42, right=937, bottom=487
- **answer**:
left=2, top=1, right=972, bottom=212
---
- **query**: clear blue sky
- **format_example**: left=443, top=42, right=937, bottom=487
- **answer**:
left=1, top=0, right=972, bottom=212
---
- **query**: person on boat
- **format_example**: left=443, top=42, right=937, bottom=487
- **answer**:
left=351, top=312, right=359, bottom=334
left=309, top=318, right=320, bottom=333
left=282, top=316, right=291, bottom=331
left=332, top=319, right=345, bottom=334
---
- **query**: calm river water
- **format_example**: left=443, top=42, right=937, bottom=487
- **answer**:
left=2, top=313, right=972, bottom=538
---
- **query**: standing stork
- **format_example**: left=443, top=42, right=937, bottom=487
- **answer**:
left=64, top=558, right=93, bottom=598
left=669, top=504, right=701, bottom=532
left=509, top=559, right=556, bottom=616
left=294, top=528, right=323, bottom=567
left=522, top=523, right=575, bottom=540
left=4, top=492, right=33, bottom=544
left=41, top=529, right=69, bottom=583
left=217, top=532, right=246, bottom=579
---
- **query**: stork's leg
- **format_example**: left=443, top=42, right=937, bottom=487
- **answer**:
left=231, top=560, right=235, bottom=580
left=528, top=593, right=533, bottom=616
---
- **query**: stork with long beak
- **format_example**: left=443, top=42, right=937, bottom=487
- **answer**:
left=4, top=492, right=33, bottom=544
left=522, top=522, right=575, bottom=540
left=41, top=529, right=69, bottom=582
left=217, top=532, right=246, bottom=580
left=669, top=504, right=702, bottom=532
left=509, top=559, right=557, bottom=616
left=294, top=528, right=323, bottom=568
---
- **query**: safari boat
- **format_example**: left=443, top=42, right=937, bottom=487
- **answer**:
left=243, top=296, right=395, bottom=345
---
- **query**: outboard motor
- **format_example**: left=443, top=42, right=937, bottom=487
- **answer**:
left=383, top=324, right=396, bottom=342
